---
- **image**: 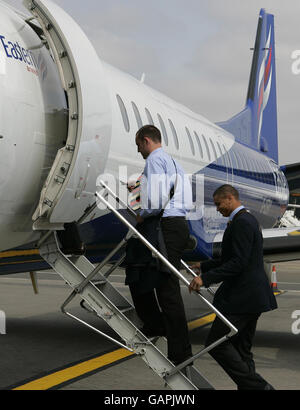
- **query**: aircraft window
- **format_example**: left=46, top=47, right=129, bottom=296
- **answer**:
left=241, top=154, right=248, bottom=170
left=260, top=161, right=266, bottom=181
left=209, top=138, right=218, bottom=161
left=230, top=150, right=238, bottom=170
left=237, top=149, right=247, bottom=171
left=216, top=141, right=222, bottom=156
left=251, top=158, right=259, bottom=177
left=202, top=135, right=211, bottom=161
left=254, top=159, right=261, bottom=176
left=186, top=127, right=195, bottom=156
left=216, top=141, right=224, bottom=165
left=221, top=143, right=227, bottom=156
left=244, top=156, right=251, bottom=171
left=244, top=156, right=251, bottom=172
left=168, top=119, right=179, bottom=150
left=264, top=161, right=271, bottom=180
left=260, top=161, right=267, bottom=180
left=250, top=158, right=256, bottom=173
left=157, top=114, right=169, bottom=146
left=116, top=94, right=130, bottom=132
left=265, top=160, right=271, bottom=173
left=221, top=144, right=232, bottom=170
left=131, top=102, right=143, bottom=129
left=259, top=160, right=265, bottom=173
left=145, top=108, right=154, bottom=125
left=194, top=132, right=203, bottom=158
left=234, top=151, right=242, bottom=170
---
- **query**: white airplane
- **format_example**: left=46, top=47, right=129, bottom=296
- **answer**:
left=0, top=0, right=299, bottom=275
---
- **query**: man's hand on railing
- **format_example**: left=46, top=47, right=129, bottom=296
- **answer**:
left=189, top=275, right=204, bottom=293
left=189, top=262, right=201, bottom=275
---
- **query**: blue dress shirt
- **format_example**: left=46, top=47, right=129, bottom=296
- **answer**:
left=139, top=148, right=193, bottom=219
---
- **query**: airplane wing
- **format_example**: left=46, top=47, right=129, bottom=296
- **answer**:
left=262, top=227, right=300, bottom=262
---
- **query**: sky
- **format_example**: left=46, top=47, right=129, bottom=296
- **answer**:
left=7, top=0, right=300, bottom=165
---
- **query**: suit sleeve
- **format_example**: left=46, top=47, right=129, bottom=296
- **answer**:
left=201, top=258, right=222, bottom=273
left=201, top=219, right=254, bottom=287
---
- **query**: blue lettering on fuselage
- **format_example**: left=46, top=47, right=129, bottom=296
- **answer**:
left=0, top=35, right=37, bottom=68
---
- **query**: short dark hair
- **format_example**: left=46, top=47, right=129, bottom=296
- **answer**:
left=136, top=125, right=162, bottom=143
left=213, top=184, right=239, bottom=200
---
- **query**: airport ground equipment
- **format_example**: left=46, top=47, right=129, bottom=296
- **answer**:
left=37, top=181, right=238, bottom=390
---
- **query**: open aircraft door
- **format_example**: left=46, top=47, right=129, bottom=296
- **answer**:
left=24, top=0, right=112, bottom=227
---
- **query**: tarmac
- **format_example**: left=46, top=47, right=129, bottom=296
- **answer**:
left=0, top=262, right=299, bottom=391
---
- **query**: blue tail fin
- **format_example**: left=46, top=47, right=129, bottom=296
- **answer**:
left=217, top=9, right=278, bottom=163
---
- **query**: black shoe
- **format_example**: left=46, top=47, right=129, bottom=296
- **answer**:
left=264, top=383, right=275, bottom=390
left=181, top=365, right=193, bottom=379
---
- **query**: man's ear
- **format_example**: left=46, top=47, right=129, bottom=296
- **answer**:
left=227, top=195, right=234, bottom=204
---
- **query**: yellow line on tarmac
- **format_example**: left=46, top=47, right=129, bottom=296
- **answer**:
left=0, top=249, right=39, bottom=258
left=13, top=313, right=216, bottom=390
left=13, top=348, right=134, bottom=390
left=288, top=230, right=300, bottom=236
left=0, top=259, right=42, bottom=266
left=188, top=313, right=216, bottom=331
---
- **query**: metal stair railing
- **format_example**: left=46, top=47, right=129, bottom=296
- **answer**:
left=39, top=233, right=204, bottom=389
left=96, top=180, right=238, bottom=379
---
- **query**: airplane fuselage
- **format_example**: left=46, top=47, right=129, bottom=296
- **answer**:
left=0, top=1, right=289, bottom=264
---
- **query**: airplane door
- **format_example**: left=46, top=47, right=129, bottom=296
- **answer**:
left=24, top=0, right=112, bottom=225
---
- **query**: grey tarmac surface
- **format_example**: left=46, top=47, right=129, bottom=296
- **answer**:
left=0, top=262, right=299, bottom=390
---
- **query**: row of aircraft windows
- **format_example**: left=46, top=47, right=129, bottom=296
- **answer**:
left=117, top=94, right=180, bottom=150
left=116, top=94, right=273, bottom=182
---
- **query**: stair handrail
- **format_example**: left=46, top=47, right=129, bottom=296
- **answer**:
left=96, top=180, right=238, bottom=375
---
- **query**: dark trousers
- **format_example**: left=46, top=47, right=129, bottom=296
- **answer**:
left=130, top=217, right=192, bottom=364
left=205, top=314, right=268, bottom=390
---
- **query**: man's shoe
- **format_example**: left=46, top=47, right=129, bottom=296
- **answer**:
left=181, top=365, right=193, bottom=379
left=264, top=383, right=275, bottom=390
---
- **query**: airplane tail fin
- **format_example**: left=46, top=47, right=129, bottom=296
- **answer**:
left=217, top=9, right=278, bottom=163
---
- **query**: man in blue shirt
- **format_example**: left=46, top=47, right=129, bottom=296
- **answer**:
left=137, top=139, right=192, bottom=221
left=130, top=124, right=193, bottom=366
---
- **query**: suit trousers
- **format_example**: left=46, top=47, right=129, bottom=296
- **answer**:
left=130, top=217, right=192, bottom=364
left=205, top=313, right=268, bottom=390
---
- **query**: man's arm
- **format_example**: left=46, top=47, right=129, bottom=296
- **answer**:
left=201, top=258, right=223, bottom=273
left=188, top=258, right=222, bottom=292
left=189, top=275, right=203, bottom=293
left=139, top=157, right=170, bottom=219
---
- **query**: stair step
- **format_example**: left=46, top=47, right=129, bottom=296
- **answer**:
left=39, top=231, right=215, bottom=390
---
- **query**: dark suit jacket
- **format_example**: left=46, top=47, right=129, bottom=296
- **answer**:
left=201, top=209, right=277, bottom=314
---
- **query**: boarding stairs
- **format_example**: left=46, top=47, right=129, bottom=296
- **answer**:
left=37, top=181, right=238, bottom=390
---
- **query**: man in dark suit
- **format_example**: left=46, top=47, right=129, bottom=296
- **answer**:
left=189, top=184, right=277, bottom=390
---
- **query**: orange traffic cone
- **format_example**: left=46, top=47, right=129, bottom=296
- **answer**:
left=271, top=265, right=279, bottom=293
